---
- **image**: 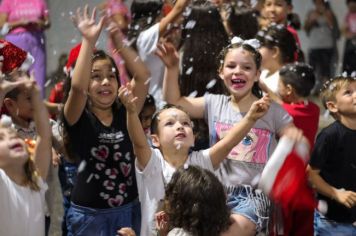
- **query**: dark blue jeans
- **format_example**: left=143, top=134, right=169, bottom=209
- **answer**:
left=66, top=200, right=141, bottom=236
left=58, top=157, right=78, bottom=236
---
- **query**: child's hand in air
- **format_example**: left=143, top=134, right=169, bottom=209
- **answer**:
left=117, top=227, right=136, bottom=236
left=71, top=5, right=105, bottom=44
left=118, top=83, right=138, bottom=113
left=155, top=42, right=179, bottom=68
left=246, top=95, right=270, bottom=122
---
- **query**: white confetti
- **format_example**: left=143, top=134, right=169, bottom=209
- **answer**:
left=144, top=77, right=152, bottom=85
left=342, top=71, right=348, bottom=77
left=323, top=110, right=330, bottom=119
left=134, top=56, right=139, bottom=62
left=70, top=38, right=78, bottom=44
left=176, top=143, right=181, bottom=150
left=206, top=79, right=217, bottom=89
left=44, top=79, right=52, bottom=88
left=86, top=173, right=94, bottom=183
left=185, top=20, right=196, bottom=29
left=147, top=17, right=152, bottom=24
left=188, top=90, right=198, bottom=97
left=185, top=67, right=193, bottom=75
left=77, top=160, right=86, bottom=173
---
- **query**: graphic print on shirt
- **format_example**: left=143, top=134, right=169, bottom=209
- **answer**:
left=215, top=122, right=272, bottom=163
left=86, top=129, right=133, bottom=207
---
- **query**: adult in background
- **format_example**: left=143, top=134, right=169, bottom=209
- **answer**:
left=0, top=0, right=50, bottom=98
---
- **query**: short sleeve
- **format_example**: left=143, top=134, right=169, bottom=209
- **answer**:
left=189, top=149, right=214, bottom=172
left=309, top=130, right=332, bottom=169
left=41, top=0, right=49, bottom=17
left=136, top=23, right=160, bottom=59
left=135, top=148, right=162, bottom=176
left=272, top=102, right=293, bottom=135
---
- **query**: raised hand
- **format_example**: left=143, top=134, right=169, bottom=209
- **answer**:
left=155, top=42, right=179, bottom=68
left=118, top=83, right=138, bottom=113
left=71, top=5, right=105, bottom=44
left=246, top=95, right=270, bottom=122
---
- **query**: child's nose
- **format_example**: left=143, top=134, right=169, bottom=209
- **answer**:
left=101, top=77, right=110, bottom=85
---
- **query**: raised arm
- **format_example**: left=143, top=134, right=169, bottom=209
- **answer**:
left=158, top=0, right=190, bottom=37
left=156, top=42, right=205, bottom=119
left=108, top=24, right=150, bottom=112
left=118, top=84, right=151, bottom=169
left=28, top=80, right=52, bottom=179
left=64, top=5, right=105, bottom=125
left=209, top=96, right=270, bottom=169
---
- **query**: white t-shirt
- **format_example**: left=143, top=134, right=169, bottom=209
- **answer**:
left=0, top=169, right=47, bottom=236
left=136, top=148, right=213, bottom=236
left=136, top=23, right=166, bottom=109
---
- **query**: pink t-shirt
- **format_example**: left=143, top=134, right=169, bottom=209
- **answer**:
left=0, top=0, right=49, bottom=34
left=345, top=12, right=356, bottom=34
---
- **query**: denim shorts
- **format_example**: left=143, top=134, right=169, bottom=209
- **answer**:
left=66, top=199, right=141, bottom=236
left=314, top=210, right=356, bottom=236
left=227, top=185, right=270, bottom=232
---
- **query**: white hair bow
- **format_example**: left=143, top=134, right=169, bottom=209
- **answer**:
left=230, top=36, right=261, bottom=50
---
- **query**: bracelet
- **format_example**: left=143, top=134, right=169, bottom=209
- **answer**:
left=1, top=23, right=10, bottom=36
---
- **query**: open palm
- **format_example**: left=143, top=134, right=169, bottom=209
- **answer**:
left=72, top=5, right=105, bottom=43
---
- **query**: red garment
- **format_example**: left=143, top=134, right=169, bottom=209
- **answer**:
left=259, top=138, right=316, bottom=236
left=48, top=81, right=64, bottom=120
left=282, top=101, right=320, bottom=151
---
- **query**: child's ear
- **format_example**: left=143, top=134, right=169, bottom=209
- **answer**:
left=151, top=134, right=161, bottom=148
left=3, top=98, right=16, bottom=114
left=325, top=101, right=338, bottom=114
left=272, top=46, right=280, bottom=60
left=286, top=84, right=293, bottom=95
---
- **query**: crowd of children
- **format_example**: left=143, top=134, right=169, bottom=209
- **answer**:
left=0, top=0, right=355, bottom=236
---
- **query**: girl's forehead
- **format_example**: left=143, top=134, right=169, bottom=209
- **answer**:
left=92, top=59, right=114, bottom=70
left=225, top=48, right=255, bottom=63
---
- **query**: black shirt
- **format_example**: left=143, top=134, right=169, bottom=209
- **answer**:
left=310, top=121, right=356, bottom=223
left=67, top=106, right=138, bottom=208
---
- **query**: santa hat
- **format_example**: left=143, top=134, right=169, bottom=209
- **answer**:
left=258, top=137, right=316, bottom=210
left=0, top=40, right=34, bottom=74
left=63, top=43, right=82, bottom=77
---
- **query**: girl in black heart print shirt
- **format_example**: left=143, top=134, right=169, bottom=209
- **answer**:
left=61, top=5, right=150, bottom=236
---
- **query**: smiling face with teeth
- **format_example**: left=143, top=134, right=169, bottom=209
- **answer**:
left=0, top=128, right=29, bottom=168
left=219, top=47, right=261, bottom=100
left=89, top=59, right=119, bottom=110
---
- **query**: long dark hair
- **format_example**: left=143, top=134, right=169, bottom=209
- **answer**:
left=60, top=50, right=121, bottom=161
left=179, top=2, right=228, bottom=97
left=164, top=165, right=231, bottom=236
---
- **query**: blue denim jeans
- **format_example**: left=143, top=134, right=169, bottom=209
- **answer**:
left=227, top=185, right=270, bottom=232
left=314, top=210, right=356, bottom=236
left=58, top=157, right=78, bottom=236
left=66, top=200, right=141, bottom=236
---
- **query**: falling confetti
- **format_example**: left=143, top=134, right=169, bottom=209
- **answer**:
left=44, top=79, right=52, bottom=88
left=185, top=20, right=196, bottom=30
left=206, top=79, right=217, bottom=89
left=176, top=143, right=181, bottom=150
left=144, top=77, right=152, bottom=85
left=188, top=90, right=198, bottom=97
left=77, top=160, right=87, bottom=173
left=185, top=67, right=193, bottom=75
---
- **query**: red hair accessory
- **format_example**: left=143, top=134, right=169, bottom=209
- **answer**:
left=0, top=40, right=34, bottom=74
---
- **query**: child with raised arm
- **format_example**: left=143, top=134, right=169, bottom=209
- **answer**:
left=308, top=76, right=356, bottom=235
left=159, top=39, right=303, bottom=235
left=129, top=0, right=190, bottom=108
left=0, top=77, right=52, bottom=236
left=118, top=83, right=270, bottom=236
left=61, top=5, right=150, bottom=235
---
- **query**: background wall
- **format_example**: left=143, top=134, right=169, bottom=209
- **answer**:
left=45, top=0, right=348, bottom=78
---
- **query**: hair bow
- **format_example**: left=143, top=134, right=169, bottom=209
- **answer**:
left=230, top=36, right=261, bottom=50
